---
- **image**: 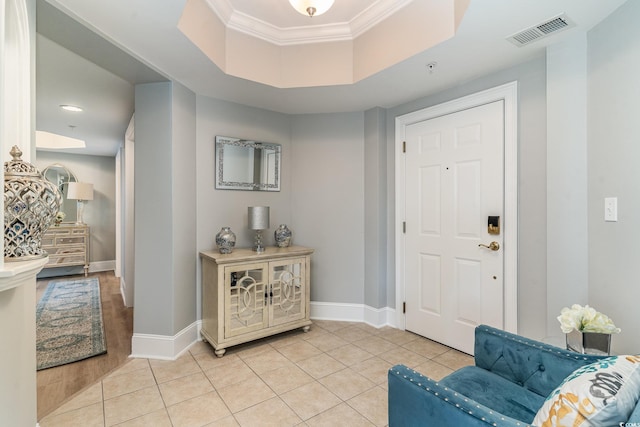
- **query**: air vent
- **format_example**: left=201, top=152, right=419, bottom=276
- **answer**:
left=507, top=14, right=574, bottom=47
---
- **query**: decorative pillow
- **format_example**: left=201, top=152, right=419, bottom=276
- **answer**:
left=532, top=355, right=640, bottom=427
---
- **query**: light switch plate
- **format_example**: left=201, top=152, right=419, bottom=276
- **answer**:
left=604, top=197, right=617, bottom=222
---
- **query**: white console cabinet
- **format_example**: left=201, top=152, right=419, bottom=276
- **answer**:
left=200, top=246, right=313, bottom=357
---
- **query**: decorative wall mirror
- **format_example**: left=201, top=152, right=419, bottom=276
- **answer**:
left=42, top=163, right=77, bottom=222
left=215, top=136, right=281, bottom=191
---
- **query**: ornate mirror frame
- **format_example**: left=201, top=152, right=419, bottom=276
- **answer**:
left=42, top=163, right=78, bottom=222
left=215, top=136, right=281, bottom=191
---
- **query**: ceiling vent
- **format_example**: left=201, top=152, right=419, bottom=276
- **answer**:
left=507, top=14, right=574, bottom=47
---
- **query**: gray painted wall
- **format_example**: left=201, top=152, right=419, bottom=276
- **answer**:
left=588, top=0, right=640, bottom=355
left=171, top=83, right=197, bottom=332
left=364, top=107, right=388, bottom=309
left=134, top=81, right=197, bottom=336
left=290, top=112, right=365, bottom=304
left=35, top=150, right=116, bottom=263
left=195, top=97, right=366, bottom=309
left=546, top=34, right=589, bottom=339
left=195, top=96, right=292, bottom=319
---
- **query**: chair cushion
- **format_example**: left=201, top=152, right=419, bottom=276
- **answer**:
left=532, top=355, right=640, bottom=427
left=439, top=365, right=545, bottom=423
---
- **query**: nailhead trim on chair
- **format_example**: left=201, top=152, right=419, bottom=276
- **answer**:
left=392, top=368, right=533, bottom=426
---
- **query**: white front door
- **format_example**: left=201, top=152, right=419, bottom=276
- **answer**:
left=403, top=100, right=505, bottom=355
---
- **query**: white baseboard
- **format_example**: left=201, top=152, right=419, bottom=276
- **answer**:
left=89, top=260, right=115, bottom=273
left=310, top=302, right=397, bottom=329
left=130, top=303, right=398, bottom=360
left=131, top=321, right=200, bottom=360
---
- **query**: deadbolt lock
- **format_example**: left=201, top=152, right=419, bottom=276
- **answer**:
left=488, top=216, right=500, bottom=235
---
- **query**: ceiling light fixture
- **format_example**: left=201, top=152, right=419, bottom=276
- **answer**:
left=288, top=0, right=334, bottom=17
left=60, top=104, right=83, bottom=112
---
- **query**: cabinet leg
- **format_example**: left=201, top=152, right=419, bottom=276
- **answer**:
left=214, top=348, right=226, bottom=358
left=302, top=326, right=310, bottom=333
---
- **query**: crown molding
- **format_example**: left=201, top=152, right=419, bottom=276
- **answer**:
left=203, top=0, right=414, bottom=45
left=229, top=11, right=353, bottom=45
left=350, top=0, right=413, bottom=38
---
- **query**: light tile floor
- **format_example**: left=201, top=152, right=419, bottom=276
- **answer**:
left=39, top=320, right=474, bottom=427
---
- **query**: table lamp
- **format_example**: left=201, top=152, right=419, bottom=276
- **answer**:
left=248, top=206, right=269, bottom=252
left=67, top=182, right=94, bottom=224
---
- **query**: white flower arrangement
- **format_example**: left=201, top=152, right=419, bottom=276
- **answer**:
left=55, top=211, right=66, bottom=222
left=557, top=304, right=621, bottom=334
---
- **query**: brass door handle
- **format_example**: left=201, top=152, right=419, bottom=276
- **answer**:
left=479, top=241, right=500, bottom=251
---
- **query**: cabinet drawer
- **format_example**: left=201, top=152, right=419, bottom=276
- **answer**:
left=56, top=236, right=86, bottom=245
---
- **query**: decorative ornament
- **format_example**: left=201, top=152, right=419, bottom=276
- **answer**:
left=274, top=224, right=292, bottom=248
left=215, top=226, right=237, bottom=254
left=4, top=145, right=62, bottom=261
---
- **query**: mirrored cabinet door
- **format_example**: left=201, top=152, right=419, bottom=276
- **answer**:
left=270, top=258, right=306, bottom=327
left=224, top=262, right=269, bottom=338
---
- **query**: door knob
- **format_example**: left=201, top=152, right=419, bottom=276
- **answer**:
left=479, top=241, right=500, bottom=251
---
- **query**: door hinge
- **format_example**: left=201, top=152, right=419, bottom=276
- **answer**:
left=402, top=141, right=406, bottom=153
left=403, top=222, right=406, bottom=233
left=403, top=302, right=406, bottom=313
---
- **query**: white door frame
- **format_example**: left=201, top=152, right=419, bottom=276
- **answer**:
left=395, top=81, right=518, bottom=333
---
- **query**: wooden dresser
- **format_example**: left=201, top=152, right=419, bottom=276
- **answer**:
left=41, top=223, right=90, bottom=276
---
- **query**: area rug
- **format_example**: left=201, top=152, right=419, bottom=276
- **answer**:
left=36, top=277, right=107, bottom=370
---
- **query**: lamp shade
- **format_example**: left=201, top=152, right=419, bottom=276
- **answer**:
left=67, top=182, right=94, bottom=201
left=248, top=206, right=270, bottom=230
left=289, top=0, right=334, bottom=17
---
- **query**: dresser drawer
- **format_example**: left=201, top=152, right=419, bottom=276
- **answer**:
left=41, top=237, right=55, bottom=247
left=46, top=246, right=85, bottom=256
left=46, top=254, right=87, bottom=267
left=56, top=236, right=86, bottom=245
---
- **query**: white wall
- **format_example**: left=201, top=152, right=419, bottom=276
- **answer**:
left=588, top=0, right=640, bottom=355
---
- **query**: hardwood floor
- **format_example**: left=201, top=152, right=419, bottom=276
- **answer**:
left=36, top=271, right=133, bottom=421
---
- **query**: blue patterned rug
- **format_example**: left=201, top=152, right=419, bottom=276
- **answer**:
left=36, top=278, right=107, bottom=370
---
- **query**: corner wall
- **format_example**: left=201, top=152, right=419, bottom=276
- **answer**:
left=133, top=81, right=197, bottom=357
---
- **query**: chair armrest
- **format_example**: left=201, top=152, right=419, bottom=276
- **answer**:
left=474, top=325, right=607, bottom=397
left=388, top=365, right=533, bottom=427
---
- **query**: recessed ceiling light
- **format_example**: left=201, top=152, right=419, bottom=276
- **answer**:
left=60, top=104, right=83, bottom=112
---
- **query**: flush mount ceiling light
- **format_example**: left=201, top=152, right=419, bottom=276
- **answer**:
left=60, top=104, right=83, bottom=112
left=288, top=0, right=334, bottom=17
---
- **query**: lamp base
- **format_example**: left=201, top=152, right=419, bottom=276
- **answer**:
left=253, top=229, right=266, bottom=252
left=76, top=200, right=86, bottom=224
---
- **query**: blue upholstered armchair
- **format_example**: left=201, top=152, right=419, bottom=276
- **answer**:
left=388, top=325, right=640, bottom=426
